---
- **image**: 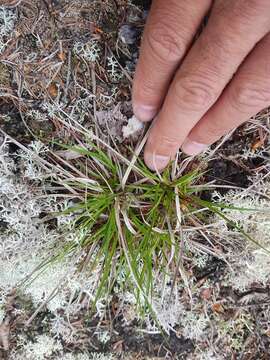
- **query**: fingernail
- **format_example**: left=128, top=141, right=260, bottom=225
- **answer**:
left=181, top=139, right=208, bottom=156
left=144, top=152, right=170, bottom=171
left=133, top=104, right=157, bottom=122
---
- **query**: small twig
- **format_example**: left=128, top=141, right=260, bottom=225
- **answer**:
left=25, top=281, right=64, bottom=327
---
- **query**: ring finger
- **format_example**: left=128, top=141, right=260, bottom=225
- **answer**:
left=182, top=32, right=270, bottom=155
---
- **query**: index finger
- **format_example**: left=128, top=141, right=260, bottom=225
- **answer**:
left=132, top=0, right=211, bottom=122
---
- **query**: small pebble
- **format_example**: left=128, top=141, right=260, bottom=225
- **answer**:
left=119, top=24, right=138, bottom=45
left=122, top=115, right=144, bottom=138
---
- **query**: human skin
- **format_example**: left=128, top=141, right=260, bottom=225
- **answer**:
left=132, top=0, right=270, bottom=171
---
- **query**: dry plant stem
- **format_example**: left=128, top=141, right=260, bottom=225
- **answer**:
left=121, top=124, right=150, bottom=189
left=205, top=129, right=236, bottom=162
left=167, top=214, right=193, bottom=305
left=25, top=279, right=65, bottom=327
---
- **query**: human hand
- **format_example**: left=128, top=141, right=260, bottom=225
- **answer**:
left=132, top=0, right=270, bottom=171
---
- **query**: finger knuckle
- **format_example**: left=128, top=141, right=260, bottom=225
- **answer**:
left=230, top=82, right=270, bottom=112
left=204, top=32, right=244, bottom=60
left=146, top=21, right=185, bottom=63
left=173, top=75, right=218, bottom=112
left=158, top=134, right=180, bottom=154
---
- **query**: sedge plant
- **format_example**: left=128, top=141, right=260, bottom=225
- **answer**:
left=37, top=138, right=268, bottom=320
left=7, top=120, right=267, bottom=325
